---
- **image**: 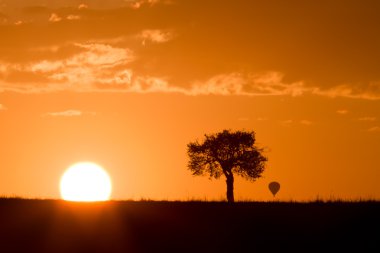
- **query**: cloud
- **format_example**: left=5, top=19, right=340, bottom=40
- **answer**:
left=67, top=15, right=81, bottom=21
left=30, top=61, right=64, bottom=73
left=0, top=104, right=7, bottom=111
left=42, top=110, right=96, bottom=117
left=130, top=76, right=185, bottom=93
left=280, top=119, right=313, bottom=127
left=0, top=0, right=380, bottom=101
left=72, top=43, right=134, bottom=67
left=358, top=117, right=376, bottom=122
left=0, top=56, right=352, bottom=96
left=49, top=13, right=62, bottom=22
left=312, top=82, right=380, bottom=100
left=280, top=120, right=293, bottom=127
left=0, top=41, right=181, bottom=93
left=1, top=1, right=380, bottom=100
left=1, top=42, right=177, bottom=93
left=256, top=117, right=268, bottom=121
left=1, top=40, right=380, bottom=100
left=189, top=72, right=308, bottom=96
left=367, top=126, right=380, bottom=132
left=300, top=120, right=313, bottom=126
left=129, top=0, right=161, bottom=9
left=336, top=110, right=348, bottom=115
left=29, top=43, right=135, bottom=89
left=139, top=30, right=174, bottom=45
left=78, top=4, right=89, bottom=10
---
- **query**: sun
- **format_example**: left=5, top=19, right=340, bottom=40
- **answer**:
left=60, top=162, right=112, bottom=202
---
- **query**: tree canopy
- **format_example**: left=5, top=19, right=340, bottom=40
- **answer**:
left=187, top=129, right=267, bottom=202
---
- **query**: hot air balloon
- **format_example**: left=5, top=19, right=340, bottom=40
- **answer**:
left=268, top=181, right=280, bottom=197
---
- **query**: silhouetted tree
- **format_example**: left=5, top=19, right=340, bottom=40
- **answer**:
left=187, top=129, right=267, bottom=203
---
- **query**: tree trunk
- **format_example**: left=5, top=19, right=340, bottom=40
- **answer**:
left=226, top=173, right=234, bottom=203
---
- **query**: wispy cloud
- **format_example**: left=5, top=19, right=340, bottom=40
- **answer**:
left=129, top=0, right=162, bottom=9
left=313, top=82, right=380, bottom=100
left=300, top=120, right=313, bottom=126
left=0, top=0, right=379, bottom=101
left=256, top=117, right=268, bottom=121
left=189, top=72, right=307, bottom=96
left=0, top=42, right=178, bottom=93
left=280, top=120, right=293, bottom=127
left=336, top=109, right=348, bottom=115
left=29, top=43, right=135, bottom=90
left=78, top=4, right=89, bottom=10
left=42, top=110, right=95, bottom=117
left=0, top=104, right=7, bottom=111
left=280, top=119, right=313, bottom=127
left=129, top=76, right=186, bottom=93
left=358, top=117, right=376, bottom=122
left=139, top=29, right=174, bottom=45
left=1, top=41, right=380, bottom=100
left=69, top=43, right=134, bottom=68
left=49, top=13, right=62, bottom=22
left=367, top=126, right=380, bottom=132
left=67, top=15, right=81, bottom=21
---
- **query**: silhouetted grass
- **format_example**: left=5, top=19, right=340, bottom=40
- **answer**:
left=0, top=198, right=378, bottom=252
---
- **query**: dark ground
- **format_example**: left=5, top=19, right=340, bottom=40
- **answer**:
left=0, top=199, right=379, bottom=253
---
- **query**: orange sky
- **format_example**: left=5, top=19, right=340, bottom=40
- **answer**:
left=1, top=0, right=380, bottom=201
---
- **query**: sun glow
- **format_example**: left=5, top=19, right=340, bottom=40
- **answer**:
left=60, top=162, right=112, bottom=202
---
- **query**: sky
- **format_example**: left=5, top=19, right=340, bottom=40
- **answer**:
left=0, top=0, right=380, bottom=201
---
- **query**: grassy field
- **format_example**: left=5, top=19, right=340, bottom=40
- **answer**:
left=0, top=198, right=378, bottom=252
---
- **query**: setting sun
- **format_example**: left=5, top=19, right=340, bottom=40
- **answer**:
left=60, top=162, right=112, bottom=202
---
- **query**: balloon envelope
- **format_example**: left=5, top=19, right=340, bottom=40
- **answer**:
left=269, top=182, right=280, bottom=197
